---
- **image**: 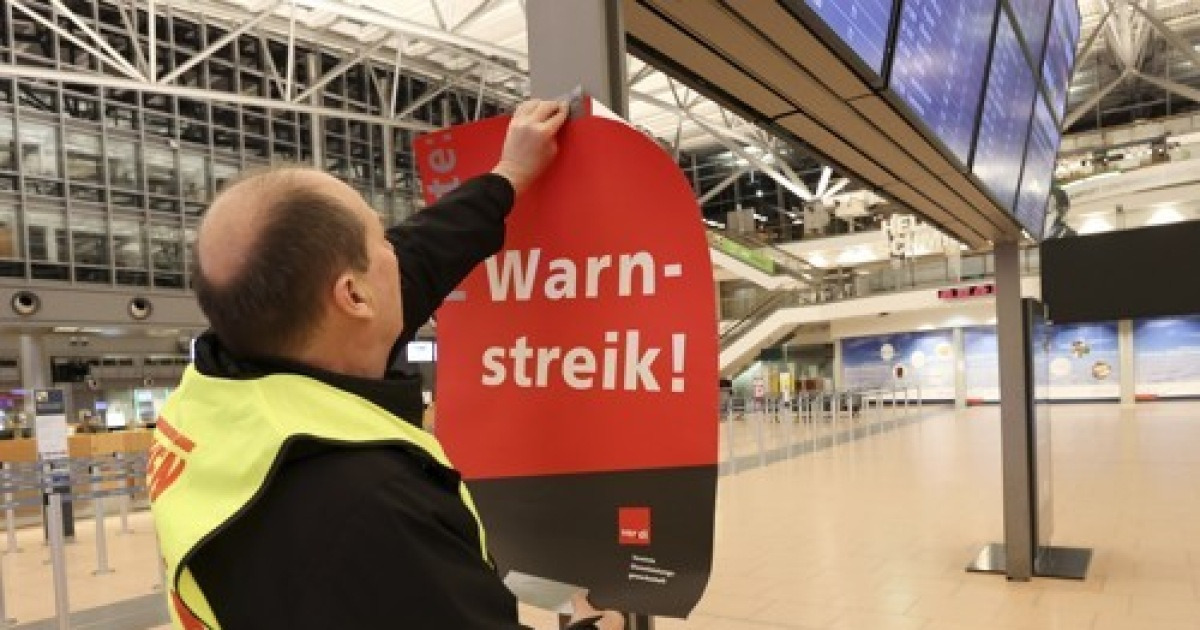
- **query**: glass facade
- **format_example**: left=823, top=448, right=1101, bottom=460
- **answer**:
left=0, top=0, right=509, bottom=291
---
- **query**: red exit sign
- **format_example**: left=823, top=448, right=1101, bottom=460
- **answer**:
left=938, top=284, right=996, bottom=300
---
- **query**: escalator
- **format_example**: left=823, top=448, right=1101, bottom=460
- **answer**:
left=709, top=230, right=823, bottom=376
left=707, top=229, right=820, bottom=288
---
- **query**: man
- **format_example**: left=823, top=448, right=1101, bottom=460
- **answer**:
left=149, top=100, right=623, bottom=629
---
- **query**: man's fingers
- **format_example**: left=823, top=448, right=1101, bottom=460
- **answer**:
left=533, top=106, right=569, bottom=136
left=513, top=100, right=536, bottom=116
left=529, top=99, right=564, bottom=122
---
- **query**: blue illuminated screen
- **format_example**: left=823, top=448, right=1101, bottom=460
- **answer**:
left=1008, top=0, right=1053, bottom=66
left=972, top=12, right=1038, bottom=211
left=804, top=0, right=896, bottom=75
left=1016, top=95, right=1060, bottom=239
left=890, top=0, right=998, bottom=165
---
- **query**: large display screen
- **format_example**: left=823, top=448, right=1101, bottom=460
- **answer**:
left=803, top=0, right=896, bottom=76
left=889, top=0, right=998, bottom=165
left=1042, top=0, right=1082, bottom=120
left=1015, top=95, right=1059, bottom=239
left=972, top=12, right=1038, bottom=212
left=1008, top=0, right=1053, bottom=67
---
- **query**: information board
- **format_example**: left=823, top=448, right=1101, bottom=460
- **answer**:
left=1042, top=0, right=1082, bottom=120
left=1008, top=0, right=1053, bottom=67
left=802, top=0, right=896, bottom=75
left=1015, top=95, right=1060, bottom=239
left=34, top=388, right=68, bottom=460
left=973, top=12, right=1038, bottom=212
left=889, top=0, right=998, bottom=165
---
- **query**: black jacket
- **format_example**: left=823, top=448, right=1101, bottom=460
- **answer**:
left=188, top=175, right=551, bottom=629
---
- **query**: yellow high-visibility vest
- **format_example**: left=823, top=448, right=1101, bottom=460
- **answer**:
left=148, top=366, right=489, bottom=629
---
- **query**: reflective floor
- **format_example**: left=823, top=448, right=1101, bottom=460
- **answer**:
left=5, top=403, right=1200, bottom=629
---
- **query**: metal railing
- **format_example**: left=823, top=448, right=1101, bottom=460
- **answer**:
left=707, top=229, right=822, bottom=284
left=0, top=453, right=156, bottom=629
left=717, top=387, right=937, bottom=475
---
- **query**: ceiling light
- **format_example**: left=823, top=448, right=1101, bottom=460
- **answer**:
left=1078, top=216, right=1115, bottom=235
left=1146, top=206, right=1185, bottom=226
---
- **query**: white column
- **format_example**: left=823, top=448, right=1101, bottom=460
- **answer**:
left=18, top=334, right=47, bottom=417
left=1118, top=319, right=1136, bottom=408
left=953, top=327, right=967, bottom=410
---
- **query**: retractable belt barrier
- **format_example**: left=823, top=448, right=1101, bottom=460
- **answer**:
left=718, top=387, right=933, bottom=475
left=0, top=453, right=151, bottom=629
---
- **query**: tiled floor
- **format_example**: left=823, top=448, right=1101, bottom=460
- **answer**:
left=9, top=402, right=1200, bottom=629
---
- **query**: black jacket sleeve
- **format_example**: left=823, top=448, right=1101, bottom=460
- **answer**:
left=389, top=173, right=515, bottom=346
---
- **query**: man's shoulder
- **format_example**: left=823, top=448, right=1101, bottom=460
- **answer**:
left=276, top=441, right=431, bottom=500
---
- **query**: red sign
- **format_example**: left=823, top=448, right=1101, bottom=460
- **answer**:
left=416, top=114, right=717, bottom=479
left=938, top=284, right=996, bottom=300
left=415, top=107, right=717, bottom=618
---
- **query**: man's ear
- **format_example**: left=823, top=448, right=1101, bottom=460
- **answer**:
left=332, top=272, right=375, bottom=320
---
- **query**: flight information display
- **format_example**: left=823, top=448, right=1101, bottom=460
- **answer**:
left=1016, top=95, right=1060, bottom=239
left=1043, top=0, right=1082, bottom=120
left=889, top=0, right=998, bottom=165
left=1008, top=0, right=1053, bottom=67
left=803, top=0, right=896, bottom=76
left=973, top=12, right=1038, bottom=212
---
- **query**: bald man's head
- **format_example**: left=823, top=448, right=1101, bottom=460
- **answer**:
left=194, top=167, right=371, bottom=359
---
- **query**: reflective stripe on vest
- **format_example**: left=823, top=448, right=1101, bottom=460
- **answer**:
left=149, top=366, right=489, bottom=629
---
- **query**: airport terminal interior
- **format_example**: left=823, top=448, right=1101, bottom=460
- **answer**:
left=0, top=0, right=1199, bottom=628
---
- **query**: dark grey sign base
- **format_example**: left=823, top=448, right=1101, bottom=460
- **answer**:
left=966, top=543, right=1093, bottom=580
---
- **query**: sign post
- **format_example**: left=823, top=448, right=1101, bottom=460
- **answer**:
left=34, top=389, right=73, bottom=541
left=417, top=106, right=717, bottom=619
left=34, top=388, right=71, bottom=629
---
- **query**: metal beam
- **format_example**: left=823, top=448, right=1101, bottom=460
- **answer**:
left=160, top=1, right=285, bottom=85
left=289, top=0, right=523, bottom=62
left=760, top=139, right=809, bottom=194
left=1128, top=2, right=1200, bottom=70
left=1137, top=71, right=1200, bottom=106
left=294, top=35, right=390, bottom=102
left=698, top=166, right=750, bottom=204
left=259, top=35, right=287, bottom=96
left=824, top=177, right=851, bottom=199
left=452, top=0, right=504, bottom=33
left=148, top=0, right=156, bottom=82
left=50, top=0, right=144, bottom=80
left=388, top=40, right=405, bottom=118
left=1077, top=2, right=1115, bottom=64
left=629, top=63, right=655, bottom=87
left=689, top=115, right=815, bottom=202
left=1064, top=69, right=1131, bottom=129
left=9, top=0, right=144, bottom=81
left=286, top=1, right=297, bottom=102
left=114, top=0, right=149, bottom=75
left=395, top=63, right=481, bottom=120
left=0, top=64, right=436, bottom=132
left=430, top=0, right=448, bottom=31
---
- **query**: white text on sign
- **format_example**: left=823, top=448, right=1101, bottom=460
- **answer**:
left=481, top=332, right=687, bottom=393
left=484, top=249, right=683, bottom=301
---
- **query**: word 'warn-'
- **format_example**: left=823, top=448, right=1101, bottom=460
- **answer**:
left=485, top=249, right=681, bottom=301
